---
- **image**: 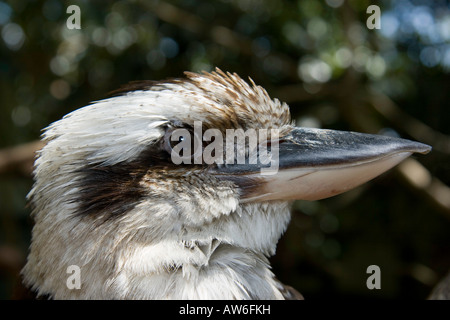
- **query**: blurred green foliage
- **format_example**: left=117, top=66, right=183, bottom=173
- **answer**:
left=0, top=0, right=449, bottom=299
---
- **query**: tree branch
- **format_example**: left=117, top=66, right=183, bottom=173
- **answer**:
left=0, top=141, right=43, bottom=176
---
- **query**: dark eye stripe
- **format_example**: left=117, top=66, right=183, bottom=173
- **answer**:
left=72, top=139, right=209, bottom=222
left=73, top=163, right=147, bottom=222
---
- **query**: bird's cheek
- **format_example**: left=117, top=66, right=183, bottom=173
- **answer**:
left=163, top=178, right=240, bottom=226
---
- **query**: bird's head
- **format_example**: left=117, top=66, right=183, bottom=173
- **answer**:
left=22, top=69, right=430, bottom=299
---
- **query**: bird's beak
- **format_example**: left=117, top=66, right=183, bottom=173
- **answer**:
left=212, top=127, right=431, bottom=202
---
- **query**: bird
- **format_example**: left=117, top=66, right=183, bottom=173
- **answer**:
left=21, top=68, right=431, bottom=299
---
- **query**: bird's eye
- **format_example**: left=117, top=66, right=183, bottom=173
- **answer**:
left=170, top=134, right=186, bottom=148
left=163, top=127, right=192, bottom=151
left=162, top=127, right=203, bottom=162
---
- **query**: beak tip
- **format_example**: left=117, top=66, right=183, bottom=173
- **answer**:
left=401, top=140, right=431, bottom=155
left=418, top=144, right=432, bottom=155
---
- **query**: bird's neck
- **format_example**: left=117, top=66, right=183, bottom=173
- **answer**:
left=44, top=240, right=285, bottom=299
left=23, top=202, right=292, bottom=299
left=102, top=240, right=286, bottom=299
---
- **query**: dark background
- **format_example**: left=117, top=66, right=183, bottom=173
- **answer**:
left=1, top=0, right=449, bottom=300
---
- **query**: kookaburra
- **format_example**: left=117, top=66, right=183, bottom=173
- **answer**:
left=22, top=69, right=430, bottom=299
